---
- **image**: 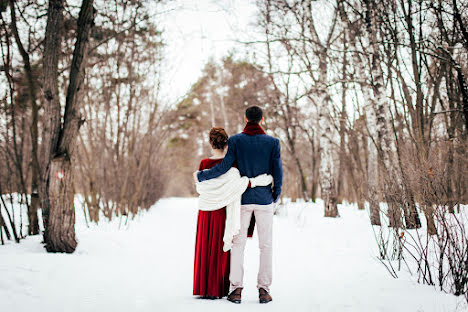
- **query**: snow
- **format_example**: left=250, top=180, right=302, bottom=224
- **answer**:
left=1, top=197, right=466, bottom=312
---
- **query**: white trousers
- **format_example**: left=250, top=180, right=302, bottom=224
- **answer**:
left=229, top=203, right=274, bottom=292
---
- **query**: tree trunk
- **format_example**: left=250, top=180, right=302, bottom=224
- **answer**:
left=310, top=138, right=319, bottom=203
left=310, top=179, right=318, bottom=203
left=403, top=191, right=421, bottom=228
left=366, top=0, right=403, bottom=228
left=0, top=208, right=11, bottom=241
left=88, top=182, right=100, bottom=223
left=29, top=192, right=40, bottom=235
left=0, top=184, right=20, bottom=243
left=288, top=135, right=309, bottom=201
left=44, top=156, right=77, bottom=252
left=337, top=37, right=348, bottom=204
left=342, top=3, right=381, bottom=224
left=354, top=59, right=381, bottom=224
left=423, top=204, right=437, bottom=235
left=453, top=0, right=468, bottom=52
left=318, top=87, right=339, bottom=217
left=40, top=0, right=65, bottom=234
left=40, top=0, right=95, bottom=253
left=57, top=0, right=95, bottom=156
left=28, top=116, right=41, bottom=235
left=367, top=135, right=381, bottom=225
left=455, top=66, right=468, bottom=139
left=305, top=127, right=319, bottom=202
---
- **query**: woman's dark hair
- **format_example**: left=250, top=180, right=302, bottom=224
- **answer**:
left=245, top=106, right=263, bottom=123
left=209, top=127, right=229, bottom=150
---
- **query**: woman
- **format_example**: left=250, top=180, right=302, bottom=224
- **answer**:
left=193, top=127, right=231, bottom=299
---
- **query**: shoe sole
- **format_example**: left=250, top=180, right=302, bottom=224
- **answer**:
left=228, top=299, right=241, bottom=304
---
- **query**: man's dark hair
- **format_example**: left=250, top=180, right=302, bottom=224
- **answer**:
left=245, top=106, right=263, bottom=123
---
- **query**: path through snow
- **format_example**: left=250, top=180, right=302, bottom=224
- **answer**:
left=1, top=198, right=466, bottom=312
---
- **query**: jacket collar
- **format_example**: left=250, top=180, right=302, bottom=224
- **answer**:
left=242, top=121, right=266, bottom=136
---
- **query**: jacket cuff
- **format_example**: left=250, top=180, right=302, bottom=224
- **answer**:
left=273, top=189, right=281, bottom=202
left=196, top=171, right=203, bottom=182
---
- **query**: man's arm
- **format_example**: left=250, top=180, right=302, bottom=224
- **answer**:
left=196, top=138, right=236, bottom=182
left=272, top=139, right=283, bottom=202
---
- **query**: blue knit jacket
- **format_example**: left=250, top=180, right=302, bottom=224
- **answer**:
left=197, top=129, right=283, bottom=205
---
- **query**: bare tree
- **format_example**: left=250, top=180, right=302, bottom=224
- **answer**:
left=7, top=0, right=40, bottom=235
left=40, top=0, right=95, bottom=253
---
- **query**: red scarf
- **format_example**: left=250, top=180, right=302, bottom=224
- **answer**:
left=242, top=121, right=266, bottom=135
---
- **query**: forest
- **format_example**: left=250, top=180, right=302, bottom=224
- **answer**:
left=0, top=0, right=467, bottom=305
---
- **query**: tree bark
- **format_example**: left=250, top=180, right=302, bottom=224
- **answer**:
left=366, top=0, right=403, bottom=227
left=318, top=86, right=338, bottom=217
left=0, top=207, right=11, bottom=242
left=455, top=66, right=468, bottom=134
left=0, top=183, right=20, bottom=243
left=303, top=1, right=339, bottom=217
left=356, top=57, right=381, bottom=224
left=41, top=0, right=95, bottom=253
left=424, top=205, right=437, bottom=235
left=286, top=126, right=309, bottom=201
left=367, top=131, right=381, bottom=225
left=45, top=155, right=76, bottom=252
left=57, top=0, right=95, bottom=156
left=452, top=0, right=468, bottom=52
left=40, top=0, right=65, bottom=233
left=337, top=33, right=348, bottom=203
left=340, top=2, right=380, bottom=224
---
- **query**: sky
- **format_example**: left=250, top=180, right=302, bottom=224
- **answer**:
left=158, top=0, right=259, bottom=105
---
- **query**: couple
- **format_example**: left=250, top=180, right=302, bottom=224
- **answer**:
left=193, top=106, right=283, bottom=304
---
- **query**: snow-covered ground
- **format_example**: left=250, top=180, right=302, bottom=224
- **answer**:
left=1, top=198, right=466, bottom=312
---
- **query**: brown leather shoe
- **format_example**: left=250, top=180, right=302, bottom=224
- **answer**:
left=227, top=288, right=242, bottom=304
left=259, top=288, right=272, bottom=304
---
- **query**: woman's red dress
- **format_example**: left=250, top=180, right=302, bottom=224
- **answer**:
left=193, top=158, right=230, bottom=298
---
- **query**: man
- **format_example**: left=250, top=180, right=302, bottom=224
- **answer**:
left=193, top=106, right=283, bottom=304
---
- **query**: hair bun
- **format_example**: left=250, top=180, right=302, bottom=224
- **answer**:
left=209, top=127, right=229, bottom=150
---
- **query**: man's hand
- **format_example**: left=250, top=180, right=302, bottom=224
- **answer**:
left=193, top=171, right=199, bottom=183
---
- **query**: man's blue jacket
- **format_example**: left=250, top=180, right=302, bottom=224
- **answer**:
left=197, top=126, right=283, bottom=205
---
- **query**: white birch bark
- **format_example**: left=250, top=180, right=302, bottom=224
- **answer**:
left=318, top=93, right=338, bottom=217
left=346, top=7, right=382, bottom=225
left=301, top=0, right=339, bottom=217
left=366, top=0, right=403, bottom=227
left=365, top=100, right=382, bottom=225
left=317, top=58, right=338, bottom=217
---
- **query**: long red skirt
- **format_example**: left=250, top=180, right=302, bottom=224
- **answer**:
left=193, top=208, right=230, bottom=298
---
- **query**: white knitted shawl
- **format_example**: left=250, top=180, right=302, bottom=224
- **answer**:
left=196, top=167, right=272, bottom=251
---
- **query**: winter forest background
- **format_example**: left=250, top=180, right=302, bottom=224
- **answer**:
left=0, top=0, right=467, bottom=311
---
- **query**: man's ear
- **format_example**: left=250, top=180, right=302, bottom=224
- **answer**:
left=244, top=115, right=248, bottom=123
left=260, top=117, right=264, bottom=124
